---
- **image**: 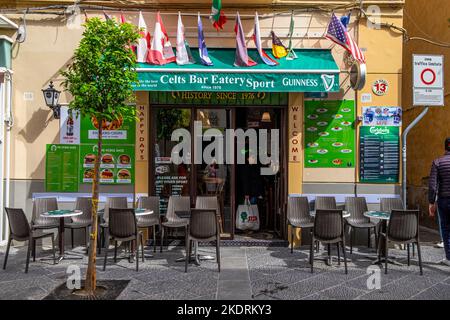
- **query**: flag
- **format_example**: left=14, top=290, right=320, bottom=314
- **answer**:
left=253, top=12, right=278, bottom=66
left=147, top=12, right=176, bottom=65
left=120, top=11, right=126, bottom=24
left=326, top=13, right=365, bottom=63
left=136, top=11, right=150, bottom=63
left=198, top=13, right=213, bottom=66
left=271, top=31, right=288, bottom=59
left=340, top=11, right=351, bottom=29
left=103, top=11, right=112, bottom=21
left=234, top=12, right=257, bottom=67
left=286, top=12, right=297, bottom=60
left=176, top=12, right=195, bottom=65
left=210, top=0, right=227, bottom=31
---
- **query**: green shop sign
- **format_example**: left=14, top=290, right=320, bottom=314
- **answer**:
left=80, top=115, right=135, bottom=145
left=45, top=144, right=79, bottom=192
left=304, top=100, right=356, bottom=168
left=135, top=48, right=340, bottom=93
left=80, top=144, right=135, bottom=185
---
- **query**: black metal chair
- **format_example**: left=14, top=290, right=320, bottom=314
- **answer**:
left=345, top=197, right=378, bottom=254
left=185, top=209, right=221, bottom=273
left=136, top=196, right=160, bottom=252
left=99, top=197, right=128, bottom=254
left=380, top=209, right=423, bottom=275
left=310, top=209, right=348, bottom=274
left=103, top=208, right=144, bottom=272
left=160, top=196, right=190, bottom=253
left=380, top=198, right=413, bottom=254
left=287, top=197, right=314, bottom=253
left=64, top=197, right=92, bottom=253
left=3, top=208, right=56, bottom=273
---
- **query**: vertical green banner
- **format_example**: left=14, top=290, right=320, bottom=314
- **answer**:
left=360, top=126, right=400, bottom=183
left=304, top=100, right=356, bottom=168
left=80, top=144, right=135, bottom=185
left=45, top=144, right=79, bottom=192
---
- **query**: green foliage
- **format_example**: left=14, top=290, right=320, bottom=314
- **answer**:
left=62, top=18, right=140, bottom=122
left=156, top=108, right=190, bottom=141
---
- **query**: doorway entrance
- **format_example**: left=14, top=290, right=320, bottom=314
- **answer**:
left=149, top=93, right=288, bottom=240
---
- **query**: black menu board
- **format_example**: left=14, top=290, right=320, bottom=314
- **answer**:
left=360, top=126, right=400, bottom=183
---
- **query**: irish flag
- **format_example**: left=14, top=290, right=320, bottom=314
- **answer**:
left=210, top=0, right=227, bottom=30
left=136, top=11, right=150, bottom=63
left=147, top=12, right=176, bottom=65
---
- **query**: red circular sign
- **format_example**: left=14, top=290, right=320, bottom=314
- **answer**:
left=420, top=68, right=436, bottom=85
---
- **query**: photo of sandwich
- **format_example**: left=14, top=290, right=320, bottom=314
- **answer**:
left=101, top=154, right=114, bottom=164
left=84, top=154, right=96, bottom=164
left=91, top=116, right=123, bottom=130
left=119, top=154, right=130, bottom=165
left=83, top=169, right=94, bottom=179
left=100, top=169, right=114, bottom=179
left=117, top=169, right=131, bottom=180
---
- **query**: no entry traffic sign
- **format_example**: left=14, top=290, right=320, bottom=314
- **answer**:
left=413, top=54, right=444, bottom=106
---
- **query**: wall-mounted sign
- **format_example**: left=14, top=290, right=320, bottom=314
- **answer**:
left=45, top=144, right=79, bottom=192
left=289, top=105, right=301, bottom=162
left=350, top=61, right=366, bottom=91
left=60, top=107, right=80, bottom=144
left=80, top=144, right=135, bottom=185
left=304, top=100, right=356, bottom=168
left=413, top=54, right=444, bottom=106
left=372, top=79, right=389, bottom=96
left=80, top=114, right=136, bottom=145
left=136, top=104, right=148, bottom=161
left=362, top=107, right=402, bottom=126
left=360, top=126, right=399, bottom=183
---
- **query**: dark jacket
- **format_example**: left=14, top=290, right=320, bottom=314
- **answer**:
left=428, top=151, right=450, bottom=203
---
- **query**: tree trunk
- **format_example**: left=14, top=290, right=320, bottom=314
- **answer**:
left=85, top=119, right=103, bottom=294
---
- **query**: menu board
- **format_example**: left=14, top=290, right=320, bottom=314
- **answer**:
left=80, top=144, right=135, bottom=184
left=360, top=126, right=400, bottom=183
left=304, top=100, right=356, bottom=168
left=80, top=115, right=135, bottom=145
left=45, top=144, right=79, bottom=192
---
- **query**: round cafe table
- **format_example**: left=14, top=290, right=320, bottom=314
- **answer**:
left=41, top=210, right=83, bottom=263
left=363, top=211, right=402, bottom=266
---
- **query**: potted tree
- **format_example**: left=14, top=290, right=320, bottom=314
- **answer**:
left=61, top=17, right=139, bottom=297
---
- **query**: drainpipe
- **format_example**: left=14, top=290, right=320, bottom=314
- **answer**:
left=0, top=71, right=5, bottom=244
left=402, top=107, right=429, bottom=209
left=4, top=70, right=12, bottom=242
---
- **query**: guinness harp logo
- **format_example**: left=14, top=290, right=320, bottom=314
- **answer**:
left=321, top=74, right=336, bottom=92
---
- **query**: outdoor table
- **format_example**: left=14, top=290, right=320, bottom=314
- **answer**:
left=174, top=210, right=215, bottom=265
left=363, top=211, right=402, bottom=266
left=40, top=209, right=84, bottom=263
left=309, top=210, right=351, bottom=266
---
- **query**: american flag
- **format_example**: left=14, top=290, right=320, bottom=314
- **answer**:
left=326, top=13, right=366, bottom=63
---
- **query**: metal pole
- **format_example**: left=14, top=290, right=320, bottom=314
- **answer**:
left=402, top=107, right=429, bottom=209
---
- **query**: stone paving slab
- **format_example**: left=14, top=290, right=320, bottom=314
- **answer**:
left=0, top=243, right=449, bottom=300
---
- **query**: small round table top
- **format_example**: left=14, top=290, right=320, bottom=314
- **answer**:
left=134, top=209, right=154, bottom=217
left=364, top=211, right=391, bottom=220
left=310, top=210, right=351, bottom=218
left=41, top=210, right=83, bottom=218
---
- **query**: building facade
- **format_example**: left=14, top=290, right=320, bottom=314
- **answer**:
left=0, top=0, right=405, bottom=245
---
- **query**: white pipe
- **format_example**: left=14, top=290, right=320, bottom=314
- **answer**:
left=0, top=75, right=4, bottom=243
left=4, top=71, right=12, bottom=241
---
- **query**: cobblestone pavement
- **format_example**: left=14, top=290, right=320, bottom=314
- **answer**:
left=0, top=241, right=449, bottom=300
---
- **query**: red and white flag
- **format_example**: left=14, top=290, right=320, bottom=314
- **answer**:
left=147, top=12, right=176, bottom=65
left=176, top=12, right=195, bottom=65
left=136, top=11, right=150, bottom=63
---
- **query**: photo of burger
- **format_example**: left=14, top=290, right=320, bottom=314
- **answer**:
left=84, top=154, right=96, bottom=166
left=117, top=169, right=131, bottom=180
left=83, top=169, right=95, bottom=179
left=119, top=154, right=130, bottom=165
left=100, top=169, right=114, bottom=180
left=101, top=154, right=114, bottom=164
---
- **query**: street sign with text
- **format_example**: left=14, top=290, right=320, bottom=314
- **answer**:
left=413, top=54, right=444, bottom=106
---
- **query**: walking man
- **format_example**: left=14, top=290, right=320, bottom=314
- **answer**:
left=429, top=138, right=450, bottom=266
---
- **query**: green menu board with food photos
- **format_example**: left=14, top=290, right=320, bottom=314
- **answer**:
left=80, top=144, right=134, bottom=185
left=45, top=144, right=79, bottom=192
left=304, top=100, right=356, bottom=168
left=80, top=115, right=135, bottom=145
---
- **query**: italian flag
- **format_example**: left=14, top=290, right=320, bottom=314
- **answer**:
left=210, top=0, right=227, bottom=31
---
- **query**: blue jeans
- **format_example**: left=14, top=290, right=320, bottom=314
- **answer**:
left=437, top=198, right=450, bottom=260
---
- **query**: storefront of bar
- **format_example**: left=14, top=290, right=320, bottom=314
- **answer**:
left=136, top=48, right=341, bottom=240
